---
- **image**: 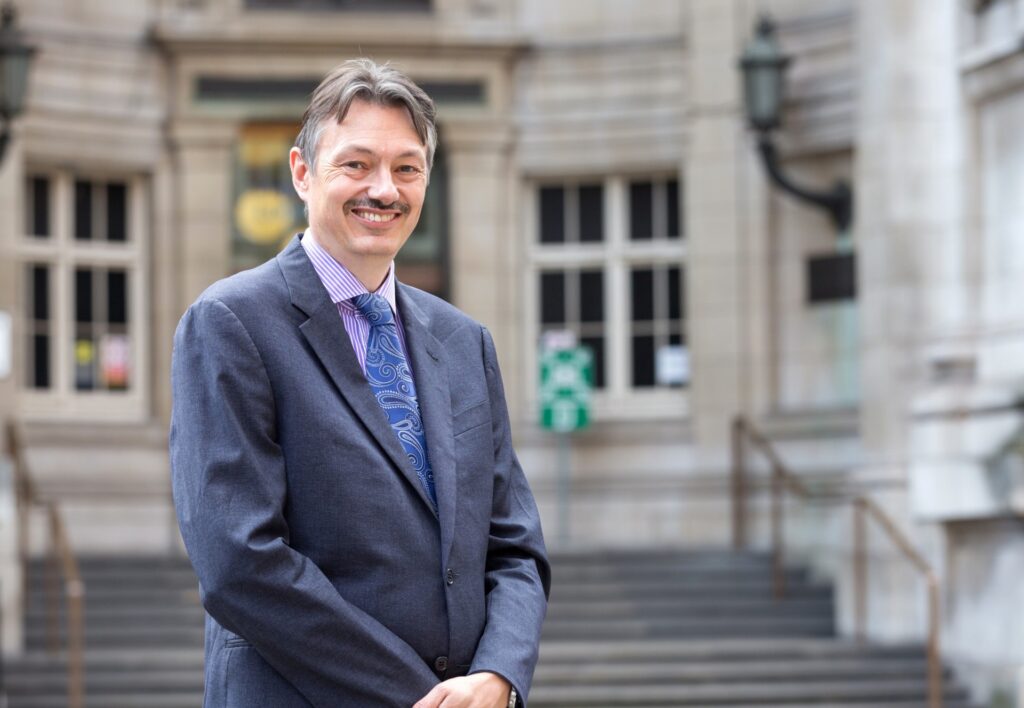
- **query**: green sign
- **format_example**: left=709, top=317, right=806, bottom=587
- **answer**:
left=540, top=347, right=593, bottom=432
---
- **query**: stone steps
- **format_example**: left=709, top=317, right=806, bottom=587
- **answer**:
left=530, top=550, right=975, bottom=708
left=2, top=550, right=977, bottom=708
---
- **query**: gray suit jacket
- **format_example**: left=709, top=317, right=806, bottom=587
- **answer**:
left=170, top=235, right=550, bottom=707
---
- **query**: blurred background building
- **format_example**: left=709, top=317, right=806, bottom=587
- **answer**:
left=0, top=0, right=1022, bottom=705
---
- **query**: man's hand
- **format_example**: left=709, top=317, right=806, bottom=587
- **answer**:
left=412, top=672, right=511, bottom=708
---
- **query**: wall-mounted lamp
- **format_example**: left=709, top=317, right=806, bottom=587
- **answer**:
left=0, top=3, right=35, bottom=164
left=739, top=17, right=852, bottom=234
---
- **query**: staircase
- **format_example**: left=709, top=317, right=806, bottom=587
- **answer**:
left=532, top=549, right=973, bottom=707
left=3, top=556, right=204, bottom=708
left=1, top=550, right=974, bottom=707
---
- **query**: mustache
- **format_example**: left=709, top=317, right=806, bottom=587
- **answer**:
left=344, top=197, right=411, bottom=215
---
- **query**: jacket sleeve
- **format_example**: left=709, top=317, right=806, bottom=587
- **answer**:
left=169, top=297, right=438, bottom=706
left=468, top=326, right=552, bottom=706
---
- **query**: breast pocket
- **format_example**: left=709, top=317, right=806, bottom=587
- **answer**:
left=452, top=400, right=490, bottom=438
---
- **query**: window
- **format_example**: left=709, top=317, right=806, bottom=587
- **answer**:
left=539, top=269, right=606, bottom=388
left=629, top=178, right=681, bottom=241
left=538, top=183, right=604, bottom=244
left=17, top=172, right=148, bottom=418
left=530, top=176, right=687, bottom=419
left=25, top=263, right=51, bottom=389
left=630, top=265, right=685, bottom=387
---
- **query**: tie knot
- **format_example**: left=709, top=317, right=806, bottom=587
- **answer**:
left=352, top=293, right=395, bottom=327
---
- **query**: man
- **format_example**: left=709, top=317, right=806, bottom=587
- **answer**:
left=170, top=59, right=550, bottom=708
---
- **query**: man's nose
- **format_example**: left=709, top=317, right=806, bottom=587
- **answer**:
left=366, top=167, right=400, bottom=205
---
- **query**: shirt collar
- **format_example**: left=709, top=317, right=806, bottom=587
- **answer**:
left=300, top=228, right=398, bottom=315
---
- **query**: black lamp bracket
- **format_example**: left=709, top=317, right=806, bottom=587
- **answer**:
left=757, top=134, right=852, bottom=233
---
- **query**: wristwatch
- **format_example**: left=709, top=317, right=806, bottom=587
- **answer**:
left=507, top=687, right=517, bottom=708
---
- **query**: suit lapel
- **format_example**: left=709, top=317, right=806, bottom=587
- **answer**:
left=398, top=285, right=457, bottom=555
left=277, top=237, right=439, bottom=518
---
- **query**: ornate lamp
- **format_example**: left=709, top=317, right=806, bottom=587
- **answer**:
left=739, top=17, right=851, bottom=233
left=0, top=3, right=35, bottom=163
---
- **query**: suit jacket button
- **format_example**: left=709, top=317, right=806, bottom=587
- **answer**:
left=434, top=656, right=448, bottom=673
left=445, top=568, right=455, bottom=585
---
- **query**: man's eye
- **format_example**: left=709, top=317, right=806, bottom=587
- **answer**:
left=343, top=161, right=367, bottom=170
left=397, top=165, right=421, bottom=174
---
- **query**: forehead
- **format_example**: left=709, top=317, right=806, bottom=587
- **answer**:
left=318, top=100, right=425, bottom=158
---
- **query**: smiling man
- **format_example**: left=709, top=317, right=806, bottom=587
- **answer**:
left=170, top=59, right=550, bottom=708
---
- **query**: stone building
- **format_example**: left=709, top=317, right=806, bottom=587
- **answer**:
left=0, top=0, right=1021, bottom=704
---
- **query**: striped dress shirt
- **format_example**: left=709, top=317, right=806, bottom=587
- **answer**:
left=299, top=229, right=409, bottom=376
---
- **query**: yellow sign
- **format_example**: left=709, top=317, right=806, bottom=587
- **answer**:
left=75, top=340, right=94, bottom=366
left=235, top=189, right=295, bottom=245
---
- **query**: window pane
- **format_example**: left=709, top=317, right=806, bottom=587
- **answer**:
left=629, top=181, right=653, bottom=240
left=578, top=184, right=603, bottom=243
left=75, top=180, right=92, bottom=240
left=539, top=187, right=565, bottom=244
left=32, top=335, right=50, bottom=389
left=581, top=336, right=605, bottom=390
left=668, top=266, right=683, bottom=321
left=108, top=270, right=128, bottom=325
left=75, top=269, right=94, bottom=323
left=30, top=265, right=49, bottom=321
left=28, top=177, right=50, bottom=238
left=632, top=335, right=655, bottom=387
left=107, top=182, right=127, bottom=242
left=666, top=179, right=680, bottom=239
left=540, top=271, right=565, bottom=325
left=579, top=270, right=603, bottom=323
left=631, top=268, right=654, bottom=322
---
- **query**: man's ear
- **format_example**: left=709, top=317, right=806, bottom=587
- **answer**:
left=289, top=147, right=310, bottom=202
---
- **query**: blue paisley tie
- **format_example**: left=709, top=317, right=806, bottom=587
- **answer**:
left=352, top=293, right=437, bottom=509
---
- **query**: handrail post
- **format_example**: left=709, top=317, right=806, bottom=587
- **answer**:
left=853, top=498, right=866, bottom=642
left=771, top=465, right=785, bottom=599
left=926, top=575, right=942, bottom=708
left=731, top=416, right=746, bottom=550
left=66, top=577, right=85, bottom=708
left=45, top=507, right=60, bottom=654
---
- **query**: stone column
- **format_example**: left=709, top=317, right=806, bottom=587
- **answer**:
left=0, top=132, right=23, bottom=656
left=850, top=0, right=962, bottom=639
left=152, top=152, right=180, bottom=427
left=169, top=119, right=237, bottom=313
left=855, top=0, right=964, bottom=465
left=686, top=0, right=751, bottom=461
left=0, top=133, right=20, bottom=449
left=443, top=120, right=522, bottom=419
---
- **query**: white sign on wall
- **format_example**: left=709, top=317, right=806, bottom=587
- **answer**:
left=656, top=345, right=689, bottom=386
left=0, top=311, right=11, bottom=380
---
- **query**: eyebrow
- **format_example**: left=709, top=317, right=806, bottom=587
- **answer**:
left=332, top=145, right=426, bottom=164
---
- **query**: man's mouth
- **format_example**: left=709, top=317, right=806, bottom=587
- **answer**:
left=346, top=198, right=410, bottom=226
left=351, top=208, right=399, bottom=224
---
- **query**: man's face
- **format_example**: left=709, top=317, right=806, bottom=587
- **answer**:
left=290, top=99, right=428, bottom=282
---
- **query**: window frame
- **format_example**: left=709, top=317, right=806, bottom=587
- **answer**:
left=526, top=174, right=688, bottom=422
left=15, top=169, right=150, bottom=422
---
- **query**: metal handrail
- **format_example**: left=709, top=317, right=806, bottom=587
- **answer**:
left=6, top=422, right=85, bottom=708
left=731, top=414, right=942, bottom=708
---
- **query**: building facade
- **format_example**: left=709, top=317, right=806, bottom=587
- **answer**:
left=0, top=0, right=1022, bottom=703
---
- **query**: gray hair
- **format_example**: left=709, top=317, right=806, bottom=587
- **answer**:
left=295, top=58, right=437, bottom=176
